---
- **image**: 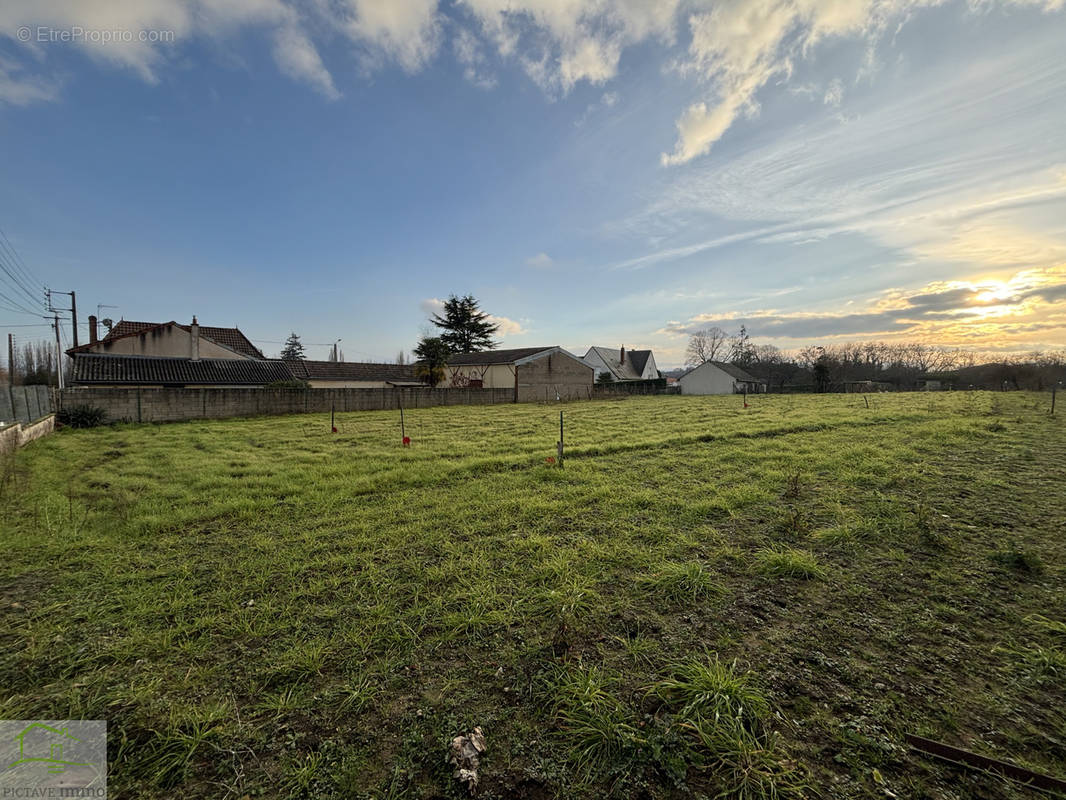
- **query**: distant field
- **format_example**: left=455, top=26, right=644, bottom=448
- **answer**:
left=1, top=392, right=1064, bottom=798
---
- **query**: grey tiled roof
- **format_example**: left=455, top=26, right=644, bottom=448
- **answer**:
left=447, top=347, right=556, bottom=365
left=284, top=360, right=418, bottom=382
left=628, top=350, right=652, bottom=376
left=678, top=361, right=763, bottom=383
left=708, top=361, right=761, bottom=383
left=585, top=346, right=643, bottom=380
left=71, top=354, right=294, bottom=385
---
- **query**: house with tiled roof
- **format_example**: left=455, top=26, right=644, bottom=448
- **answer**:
left=677, top=361, right=766, bottom=395
left=66, top=316, right=423, bottom=389
left=69, top=316, right=263, bottom=361
left=99, top=319, right=265, bottom=358
left=581, top=346, right=659, bottom=382
left=445, top=346, right=593, bottom=401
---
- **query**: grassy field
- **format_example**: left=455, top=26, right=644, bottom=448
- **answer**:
left=1, top=392, right=1064, bottom=798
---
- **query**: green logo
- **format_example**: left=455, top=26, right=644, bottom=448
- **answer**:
left=8, top=723, right=90, bottom=773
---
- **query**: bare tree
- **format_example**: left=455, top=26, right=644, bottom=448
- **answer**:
left=685, top=326, right=727, bottom=366
left=728, top=325, right=754, bottom=366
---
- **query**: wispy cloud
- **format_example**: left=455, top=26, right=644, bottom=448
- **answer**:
left=525, top=252, right=553, bottom=268
left=273, top=23, right=340, bottom=99
left=0, top=54, right=60, bottom=105
left=658, top=265, right=1066, bottom=347
left=614, top=41, right=1066, bottom=275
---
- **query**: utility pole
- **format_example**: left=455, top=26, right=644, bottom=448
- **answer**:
left=7, top=333, right=14, bottom=387
left=52, top=313, right=64, bottom=390
left=70, top=290, right=78, bottom=348
left=46, top=288, right=79, bottom=347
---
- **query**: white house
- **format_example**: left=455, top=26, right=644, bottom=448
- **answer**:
left=677, top=361, right=766, bottom=395
left=581, top=346, right=659, bottom=382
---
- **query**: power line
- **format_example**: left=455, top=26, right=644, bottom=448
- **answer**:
left=0, top=251, right=42, bottom=309
left=0, top=296, right=46, bottom=317
left=0, top=225, right=45, bottom=297
left=0, top=225, right=47, bottom=317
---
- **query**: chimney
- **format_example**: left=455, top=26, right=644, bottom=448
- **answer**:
left=620, top=345, right=625, bottom=365
left=190, top=315, right=200, bottom=361
left=88, top=315, right=98, bottom=344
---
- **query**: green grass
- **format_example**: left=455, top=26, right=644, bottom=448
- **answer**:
left=752, top=546, right=826, bottom=580
left=1, top=392, right=1064, bottom=798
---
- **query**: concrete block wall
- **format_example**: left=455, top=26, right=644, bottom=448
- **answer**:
left=516, top=354, right=594, bottom=403
left=0, top=385, right=53, bottom=424
left=58, top=386, right=517, bottom=424
left=0, top=414, right=55, bottom=455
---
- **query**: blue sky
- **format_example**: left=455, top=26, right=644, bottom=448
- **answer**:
left=1, top=0, right=1065, bottom=367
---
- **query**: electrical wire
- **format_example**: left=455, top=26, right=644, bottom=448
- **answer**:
left=0, top=225, right=45, bottom=299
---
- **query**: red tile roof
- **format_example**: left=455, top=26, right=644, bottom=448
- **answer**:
left=100, top=320, right=264, bottom=358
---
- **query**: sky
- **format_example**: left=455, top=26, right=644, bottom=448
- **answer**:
left=1, top=0, right=1065, bottom=368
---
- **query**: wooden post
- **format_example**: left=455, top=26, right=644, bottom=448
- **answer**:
left=557, top=409, right=564, bottom=467
left=864, top=394, right=870, bottom=409
left=1052, top=384, right=1058, bottom=416
left=331, top=401, right=335, bottom=432
left=400, top=404, right=406, bottom=440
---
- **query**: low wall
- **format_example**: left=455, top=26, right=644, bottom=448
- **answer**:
left=593, top=380, right=673, bottom=398
left=0, top=385, right=54, bottom=424
left=58, top=386, right=517, bottom=423
left=0, top=414, right=55, bottom=455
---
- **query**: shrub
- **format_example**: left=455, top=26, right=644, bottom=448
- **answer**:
left=57, top=404, right=107, bottom=429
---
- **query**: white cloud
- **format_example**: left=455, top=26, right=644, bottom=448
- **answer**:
left=613, top=36, right=1066, bottom=313
left=0, top=55, right=61, bottom=105
left=525, top=252, right=553, bottom=268
left=419, top=297, right=446, bottom=315
left=823, top=77, right=843, bottom=105
left=458, top=0, right=680, bottom=94
left=454, top=26, right=496, bottom=88
left=1, top=0, right=1062, bottom=175
left=336, top=0, right=441, bottom=72
left=0, top=0, right=336, bottom=95
left=662, top=0, right=885, bottom=165
left=273, top=23, right=339, bottom=99
left=488, top=314, right=526, bottom=335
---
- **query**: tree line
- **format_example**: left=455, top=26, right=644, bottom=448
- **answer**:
left=683, top=325, right=1066, bottom=391
left=4, top=341, right=67, bottom=386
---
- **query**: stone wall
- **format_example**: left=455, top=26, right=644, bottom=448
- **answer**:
left=58, top=386, right=517, bottom=424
